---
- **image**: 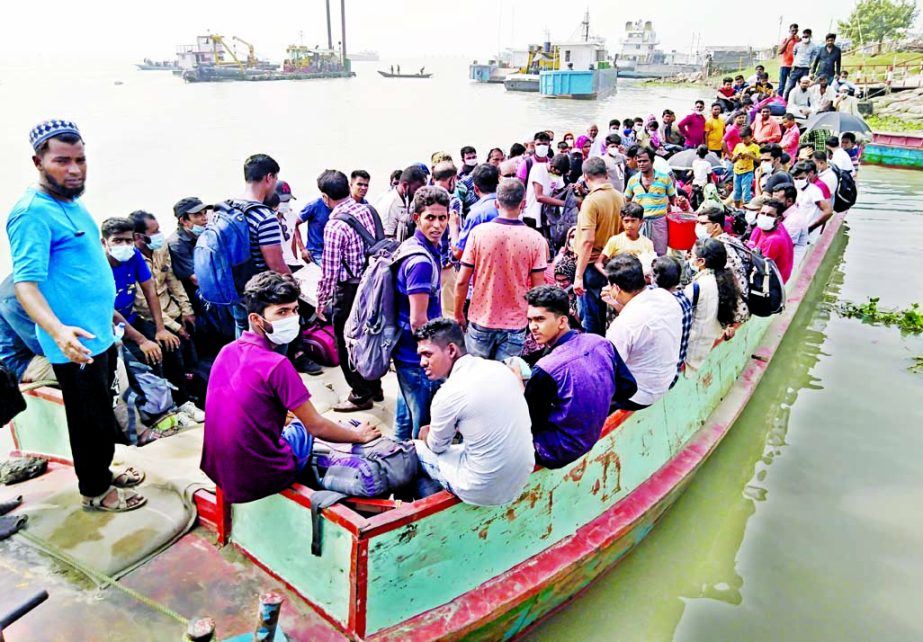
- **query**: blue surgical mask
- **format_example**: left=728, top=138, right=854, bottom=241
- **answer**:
left=146, top=232, right=164, bottom=251
left=191, top=224, right=206, bottom=236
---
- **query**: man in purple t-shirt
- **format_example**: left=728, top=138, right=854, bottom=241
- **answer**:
left=201, top=272, right=379, bottom=504
left=393, top=186, right=450, bottom=440
left=677, top=100, right=707, bottom=149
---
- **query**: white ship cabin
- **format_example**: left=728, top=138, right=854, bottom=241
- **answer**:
left=557, top=40, right=609, bottom=71
left=175, top=36, right=228, bottom=70
left=619, top=20, right=659, bottom=64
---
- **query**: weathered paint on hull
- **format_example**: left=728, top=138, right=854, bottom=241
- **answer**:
left=860, top=143, right=923, bottom=170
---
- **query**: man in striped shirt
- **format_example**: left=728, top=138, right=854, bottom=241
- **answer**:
left=232, top=154, right=290, bottom=336
left=316, top=170, right=384, bottom=411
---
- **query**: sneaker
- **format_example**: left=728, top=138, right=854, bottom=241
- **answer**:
left=292, top=353, right=324, bottom=376
left=177, top=401, right=205, bottom=423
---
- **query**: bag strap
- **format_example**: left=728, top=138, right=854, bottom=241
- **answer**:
left=122, top=389, right=140, bottom=446
left=310, top=490, right=348, bottom=556
left=395, top=243, right=440, bottom=293
left=692, top=282, right=700, bottom=307
left=333, top=211, right=378, bottom=251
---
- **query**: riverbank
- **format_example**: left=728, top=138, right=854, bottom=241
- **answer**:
left=868, top=86, right=923, bottom=132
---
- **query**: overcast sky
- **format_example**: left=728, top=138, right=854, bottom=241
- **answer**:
left=0, top=0, right=907, bottom=65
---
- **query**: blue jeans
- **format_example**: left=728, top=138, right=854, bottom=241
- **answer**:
left=733, top=171, right=754, bottom=203
left=394, top=362, right=441, bottom=441
left=282, top=419, right=314, bottom=472
left=577, top=266, right=609, bottom=336
left=394, top=395, right=411, bottom=440
left=464, top=323, right=526, bottom=361
left=231, top=302, right=248, bottom=338
left=779, top=66, right=791, bottom=98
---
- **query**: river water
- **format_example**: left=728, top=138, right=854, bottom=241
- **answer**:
left=1, top=57, right=921, bottom=641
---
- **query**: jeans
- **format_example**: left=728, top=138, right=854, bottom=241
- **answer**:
left=394, top=396, right=412, bottom=439
left=414, top=439, right=456, bottom=493
left=51, top=344, right=119, bottom=497
left=784, top=66, right=810, bottom=99
left=464, top=322, right=526, bottom=361
left=779, top=66, right=791, bottom=98
left=282, top=419, right=314, bottom=472
left=394, top=362, right=441, bottom=440
left=733, top=171, right=754, bottom=203
left=231, top=302, right=248, bottom=338
left=577, top=266, right=609, bottom=336
left=332, top=282, right=382, bottom=403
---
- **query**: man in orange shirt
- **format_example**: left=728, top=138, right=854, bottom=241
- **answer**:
left=753, top=105, right=782, bottom=144
left=779, top=23, right=800, bottom=99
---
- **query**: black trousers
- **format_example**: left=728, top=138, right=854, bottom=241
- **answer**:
left=51, top=345, right=119, bottom=497
left=332, top=281, right=382, bottom=403
left=125, top=317, right=195, bottom=406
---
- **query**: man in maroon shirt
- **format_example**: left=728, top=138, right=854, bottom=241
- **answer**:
left=677, top=100, right=707, bottom=149
left=201, top=271, right=379, bottom=504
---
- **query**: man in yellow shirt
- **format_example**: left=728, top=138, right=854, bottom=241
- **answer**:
left=731, top=126, right=760, bottom=206
left=704, top=103, right=726, bottom=156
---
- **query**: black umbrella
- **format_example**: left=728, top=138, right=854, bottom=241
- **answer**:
left=803, top=112, right=871, bottom=135
left=668, top=149, right=723, bottom=170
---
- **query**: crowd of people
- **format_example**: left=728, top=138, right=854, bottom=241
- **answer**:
left=3, top=53, right=860, bottom=512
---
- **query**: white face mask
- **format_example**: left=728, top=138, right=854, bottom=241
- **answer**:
left=756, top=214, right=776, bottom=231
left=607, top=146, right=620, bottom=157
left=760, top=161, right=773, bottom=174
left=278, top=202, right=291, bottom=214
left=688, top=258, right=701, bottom=272
left=108, top=245, right=135, bottom=263
left=534, top=145, right=549, bottom=158
left=263, top=314, right=301, bottom=345
left=634, top=124, right=643, bottom=132
left=794, top=178, right=808, bottom=190
left=465, top=157, right=479, bottom=167
left=695, top=223, right=710, bottom=239
left=745, top=209, right=759, bottom=225
left=146, top=232, right=165, bottom=251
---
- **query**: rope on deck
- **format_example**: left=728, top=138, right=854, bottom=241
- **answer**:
left=14, top=530, right=189, bottom=628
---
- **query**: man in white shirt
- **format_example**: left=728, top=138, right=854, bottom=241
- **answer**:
left=414, top=318, right=535, bottom=506
left=826, top=135, right=856, bottom=175
left=810, top=76, right=836, bottom=114
left=813, top=151, right=838, bottom=196
left=604, top=255, right=683, bottom=410
left=374, top=165, right=428, bottom=242
left=787, top=76, right=813, bottom=119
left=772, top=184, right=809, bottom=266
left=524, top=154, right=569, bottom=228
left=272, top=180, right=303, bottom=272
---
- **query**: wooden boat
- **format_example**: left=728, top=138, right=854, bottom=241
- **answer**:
left=377, top=70, right=433, bottom=79
left=861, top=131, right=923, bottom=170
left=2, top=212, right=847, bottom=640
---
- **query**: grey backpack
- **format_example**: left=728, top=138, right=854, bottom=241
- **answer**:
left=343, top=235, right=439, bottom=380
left=309, top=437, right=418, bottom=555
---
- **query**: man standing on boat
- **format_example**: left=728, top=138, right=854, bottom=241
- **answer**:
left=6, top=120, right=145, bottom=512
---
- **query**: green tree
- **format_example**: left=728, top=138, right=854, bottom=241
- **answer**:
left=838, top=0, right=919, bottom=53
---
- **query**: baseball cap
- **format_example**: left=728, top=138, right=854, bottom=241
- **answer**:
left=173, top=197, right=209, bottom=218
left=275, top=180, right=296, bottom=202
left=743, top=195, right=770, bottom=211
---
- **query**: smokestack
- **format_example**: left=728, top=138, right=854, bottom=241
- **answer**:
left=326, top=0, right=333, bottom=50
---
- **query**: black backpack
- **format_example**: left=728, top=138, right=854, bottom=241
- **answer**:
left=830, top=165, right=857, bottom=213
left=741, top=246, right=786, bottom=317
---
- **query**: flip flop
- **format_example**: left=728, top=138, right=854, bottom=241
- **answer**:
left=82, top=487, right=147, bottom=513
left=0, top=495, right=22, bottom=516
left=111, top=466, right=145, bottom=488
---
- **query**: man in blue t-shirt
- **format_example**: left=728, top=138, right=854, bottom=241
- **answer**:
left=6, top=120, right=145, bottom=512
left=296, top=194, right=331, bottom=264
left=392, top=186, right=449, bottom=440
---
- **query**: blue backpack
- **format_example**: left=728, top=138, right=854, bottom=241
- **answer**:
left=194, top=200, right=262, bottom=305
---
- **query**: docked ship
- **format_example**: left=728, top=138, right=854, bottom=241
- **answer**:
left=135, top=58, right=180, bottom=71
left=176, top=34, right=278, bottom=82
left=615, top=20, right=705, bottom=79
left=469, top=55, right=516, bottom=84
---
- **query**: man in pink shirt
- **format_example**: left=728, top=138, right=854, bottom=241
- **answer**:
left=753, top=105, right=782, bottom=143
left=748, top=198, right=794, bottom=283
left=454, top=179, right=548, bottom=361
left=781, top=113, right=801, bottom=158
left=677, top=100, right=707, bottom=148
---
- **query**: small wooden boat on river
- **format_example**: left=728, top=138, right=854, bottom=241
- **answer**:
left=377, top=70, right=433, bottom=79
left=1, top=212, right=847, bottom=640
left=861, top=131, right=923, bottom=170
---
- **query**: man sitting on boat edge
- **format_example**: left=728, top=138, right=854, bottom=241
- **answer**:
left=200, top=271, right=379, bottom=504
left=414, top=318, right=535, bottom=507
left=524, top=286, right=636, bottom=469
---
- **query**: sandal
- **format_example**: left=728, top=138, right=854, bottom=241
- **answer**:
left=82, top=486, right=147, bottom=513
left=111, top=466, right=145, bottom=488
